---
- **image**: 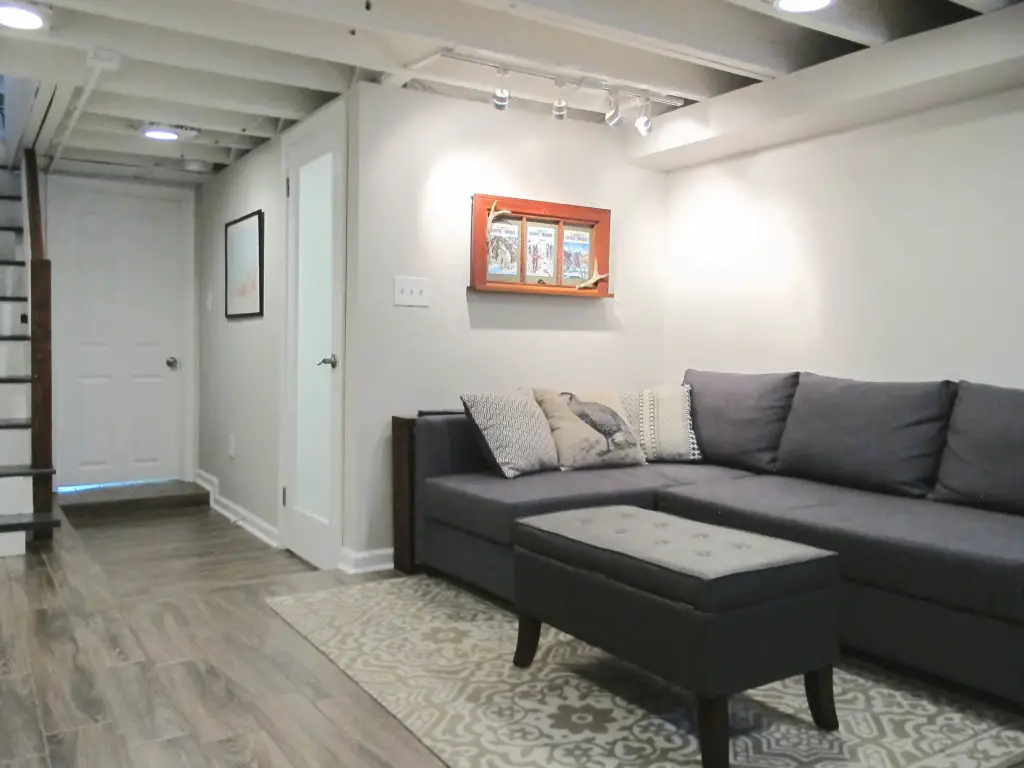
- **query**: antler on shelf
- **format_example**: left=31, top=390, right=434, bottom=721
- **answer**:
left=575, top=272, right=609, bottom=290
left=487, top=200, right=513, bottom=231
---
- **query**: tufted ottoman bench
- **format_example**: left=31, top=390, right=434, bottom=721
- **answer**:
left=512, top=505, right=841, bottom=768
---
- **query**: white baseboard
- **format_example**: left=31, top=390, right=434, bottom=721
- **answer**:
left=0, top=531, right=26, bottom=557
left=196, top=468, right=282, bottom=549
left=338, top=546, right=394, bottom=575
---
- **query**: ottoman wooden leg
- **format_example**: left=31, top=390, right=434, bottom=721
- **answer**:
left=513, top=616, right=541, bottom=668
left=697, top=695, right=730, bottom=768
left=805, top=665, right=840, bottom=731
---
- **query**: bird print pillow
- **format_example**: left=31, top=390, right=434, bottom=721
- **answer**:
left=534, top=389, right=646, bottom=470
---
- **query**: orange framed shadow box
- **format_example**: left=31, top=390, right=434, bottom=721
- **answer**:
left=469, top=194, right=612, bottom=298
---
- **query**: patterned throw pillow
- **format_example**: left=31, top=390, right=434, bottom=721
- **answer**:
left=461, top=390, right=559, bottom=479
left=534, top=389, right=646, bottom=470
left=619, top=385, right=702, bottom=463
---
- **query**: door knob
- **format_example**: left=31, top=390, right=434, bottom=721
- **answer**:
left=166, top=356, right=179, bottom=370
left=317, top=354, right=338, bottom=369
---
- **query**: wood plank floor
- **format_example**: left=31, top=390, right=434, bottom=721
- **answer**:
left=0, top=507, right=445, bottom=768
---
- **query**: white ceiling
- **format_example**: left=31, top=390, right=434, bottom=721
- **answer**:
left=0, top=0, right=1011, bottom=183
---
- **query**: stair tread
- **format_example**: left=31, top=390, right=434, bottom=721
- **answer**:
left=0, top=464, right=54, bottom=478
left=0, top=296, right=28, bottom=302
left=0, top=335, right=30, bottom=341
left=0, top=226, right=24, bottom=232
left=0, top=375, right=31, bottom=384
left=0, top=512, right=62, bottom=534
left=0, top=260, right=25, bottom=267
left=0, top=195, right=21, bottom=201
left=0, top=418, right=32, bottom=429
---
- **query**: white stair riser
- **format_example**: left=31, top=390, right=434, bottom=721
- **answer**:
left=0, top=173, right=19, bottom=198
left=0, top=268, right=27, bottom=297
left=0, top=532, right=26, bottom=557
left=0, top=342, right=30, bottom=376
left=0, top=303, right=29, bottom=336
left=0, top=385, right=30, bottom=419
left=0, top=200, right=20, bottom=229
left=0, top=231, right=18, bottom=260
left=0, top=431, right=30, bottom=465
left=0, top=476, right=33, bottom=516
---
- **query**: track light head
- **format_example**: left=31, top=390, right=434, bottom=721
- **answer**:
left=552, top=98, right=567, bottom=120
left=634, top=100, right=653, bottom=137
left=604, top=93, right=622, bottom=127
left=493, top=67, right=510, bottom=111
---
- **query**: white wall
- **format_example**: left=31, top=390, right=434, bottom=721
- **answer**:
left=664, top=85, right=1024, bottom=388
left=196, top=140, right=284, bottom=526
left=344, top=83, right=668, bottom=551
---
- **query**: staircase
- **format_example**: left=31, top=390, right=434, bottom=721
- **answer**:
left=0, top=151, right=60, bottom=557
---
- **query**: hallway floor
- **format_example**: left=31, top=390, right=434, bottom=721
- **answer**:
left=0, top=506, right=443, bottom=767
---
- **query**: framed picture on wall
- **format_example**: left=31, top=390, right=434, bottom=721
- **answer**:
left=225, top=209, right=264, bottom=319
left=469, top=194, right=611, bottom=298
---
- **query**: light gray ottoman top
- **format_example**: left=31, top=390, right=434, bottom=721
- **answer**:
left=514, top=505, right=838, bottom=611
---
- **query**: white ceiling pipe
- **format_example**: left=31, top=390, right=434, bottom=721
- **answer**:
left=49, top=48, right=121, bottom=172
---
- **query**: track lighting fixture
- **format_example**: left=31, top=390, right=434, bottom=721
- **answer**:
left=604, top=93, right=622, bottom=127
left=552, top=80, right=567, bottom=120
left=493, top=68, right=510, bottom=111
left=634, top=99, right=653, bottom=137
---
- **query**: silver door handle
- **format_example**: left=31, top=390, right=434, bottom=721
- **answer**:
left=317, top=354, right=338, bottom=369
left=166, top=356, right=179, bottom=370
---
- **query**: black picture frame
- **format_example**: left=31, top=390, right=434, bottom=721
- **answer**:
left=224, top=209, right=265, bottom=319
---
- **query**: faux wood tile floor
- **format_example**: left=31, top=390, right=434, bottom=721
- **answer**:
left=0, top=507, right=444, bottom=768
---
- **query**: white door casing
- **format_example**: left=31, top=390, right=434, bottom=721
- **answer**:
left=279, top=101, right=347, bottom=569
left=49, top=176, right=197, bottom=489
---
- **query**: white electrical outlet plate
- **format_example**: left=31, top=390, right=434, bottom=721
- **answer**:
left=393, top=276, right=430, bottom=307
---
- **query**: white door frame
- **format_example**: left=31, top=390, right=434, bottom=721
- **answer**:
left=277, top=98, right=347, bottom=567
left=47, top=174, right=198, bottom=485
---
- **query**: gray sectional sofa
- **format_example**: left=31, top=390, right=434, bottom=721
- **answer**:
left=413, top=370, right=1024, bottom=706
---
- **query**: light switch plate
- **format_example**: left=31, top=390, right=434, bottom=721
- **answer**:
left=394, top=276, right=430, bottom=307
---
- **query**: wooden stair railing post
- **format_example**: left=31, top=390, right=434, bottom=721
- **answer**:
left=24, top=150, right=54, bottom=533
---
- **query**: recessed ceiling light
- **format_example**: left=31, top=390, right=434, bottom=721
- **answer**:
left=0, top=2, right=50, bottom=30
left=143, top=126, right=180, bottom=141
left=773, top=0, right=834, bottom=12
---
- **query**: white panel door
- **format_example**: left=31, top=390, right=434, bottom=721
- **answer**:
left=281, top=109, right=346, bottom=569
left=50, top=178, right=190, bottom=488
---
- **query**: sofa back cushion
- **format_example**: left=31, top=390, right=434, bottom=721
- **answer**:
left=776, top=373, right=956, bottom=497
left=683, top=370, right=799, bottom=472
left=931, top=381, right=1024, bottom=514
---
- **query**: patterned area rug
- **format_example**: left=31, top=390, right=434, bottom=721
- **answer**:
left=267, top=576, right=1024, bottom=768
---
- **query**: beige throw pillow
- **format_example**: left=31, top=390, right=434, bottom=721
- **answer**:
left=619, top=384, right=702, bottom=463
left=534, top=389, right=646, bottom=469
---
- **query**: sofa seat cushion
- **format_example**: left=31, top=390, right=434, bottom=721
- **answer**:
left=657, top=476, right=1024, bottom=623
left=775, top=374, right=956, bottom=497
left=422, top=465, right=753, bottom=546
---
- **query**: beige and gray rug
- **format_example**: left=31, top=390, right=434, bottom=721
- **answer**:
left=267, top=576, right=1024, bottom=768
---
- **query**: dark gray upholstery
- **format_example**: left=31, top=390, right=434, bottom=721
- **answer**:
left=684, top=369, right=798, bottom=472
left=931, top=381, right=1024, bottom=515
left=423, top=466, right=683, bottom=545
left=516, top=506, right=837, bottom=611
left=514, top=542, right=839, bottom=697
left=647, top=463, right=754, bottom=485
left=659, top=476, right=1024, bottom=623
left=775, top=374, right=956, bottom=497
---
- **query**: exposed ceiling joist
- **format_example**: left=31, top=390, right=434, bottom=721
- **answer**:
left=0, top=38, right=326, bottom=119
left=458, top=0, right=858, bottom=79
left=85, top=94, right=279, bottom=139
left=64, top=131, right=234, bottom=165
left=75, top=114, right=264, bottom=150
left=56, top=157, right=215, bottom=184
left=3, top=10, right=351, bottom=92
left=42, top=0, right=402, bottom=71
left=11, top=81, right=55, bottom=161
left=225, top=0, right=753, bottom=99
left=720, top=0, right=974, bottom=47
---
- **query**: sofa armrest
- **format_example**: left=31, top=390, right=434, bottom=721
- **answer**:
left=413, top=414, right=491, bottom=561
